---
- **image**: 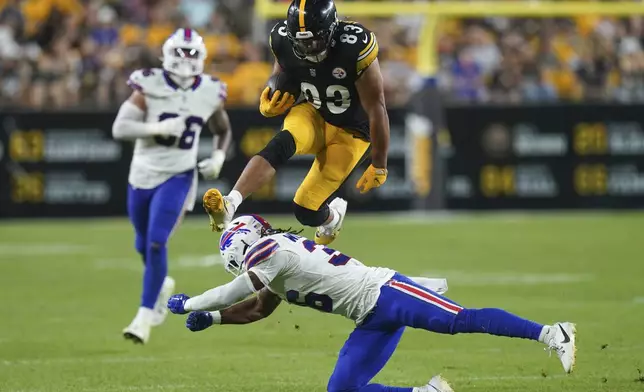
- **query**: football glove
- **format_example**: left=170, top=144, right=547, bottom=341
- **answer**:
left=167, top=293, right=190, bottom=314
left=198, top=150, right=226, bottom=179
left=259, top=87, right=295, bottom=117
left=186, top=311, right=214, bottom=332
left=154, top=116, right=185, bottom=137
left=356, top=164, right=388, bottom=194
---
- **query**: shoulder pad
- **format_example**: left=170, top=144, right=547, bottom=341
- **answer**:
left=200, top=76, right=228, bottom=103
left=335, top=21, right=379, bottom=75
left=244, top=238, right=280, bottom=270
left=127, top=68, right=168, bottom=97
left=269, top=20, right=289, bottom=60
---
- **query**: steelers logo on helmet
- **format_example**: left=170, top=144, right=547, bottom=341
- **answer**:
left=286, top=0, right=338, bottom=62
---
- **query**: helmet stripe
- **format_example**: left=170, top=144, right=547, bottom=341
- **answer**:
left=249, top=214, right=270, bottom=229
left=184, top=28, right=192, bottom=41
left=298, top=0, right=307, bottom=32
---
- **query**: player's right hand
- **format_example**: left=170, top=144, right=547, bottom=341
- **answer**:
left=167, top=293, right=190, bottom=314
left=259, top=87, right=295, bottom=117
left=186, top=311, right=214, bottom=332
left=356, top=164, right=388, bottom=194
left=154, top=117, right=185, bottom=137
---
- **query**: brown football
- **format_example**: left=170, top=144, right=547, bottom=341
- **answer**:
left=266, top=72, right=301, bottom=100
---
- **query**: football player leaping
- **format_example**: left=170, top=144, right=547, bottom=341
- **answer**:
left=202, top=0, right=389, bottom=245
left=168, top=215, right=577, bottom=392
left=112, top=28, right=232, bottom=344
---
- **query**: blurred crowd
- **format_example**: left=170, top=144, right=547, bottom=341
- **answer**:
left=2, top=0, right=644, bottom=109
left=437, top=16, right=644, bottom=103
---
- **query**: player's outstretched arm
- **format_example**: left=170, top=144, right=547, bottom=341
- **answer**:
left=355, top=59, right=390, bottom=193
left=167, top=272, right=256, bottom=314
left=112, top=91, right=185, bottom=141
left=199, top=106, right=233, bottom=179
left=182, top=289, right=280, bottom=332
left=220, top=288, right=281, bottom=325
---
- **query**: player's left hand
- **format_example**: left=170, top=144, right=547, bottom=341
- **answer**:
left=356, top=164, right=388, bottom=194
left=198, top=150, right=226, bottom=179
left=186, top=311, right=214, bottom=332
left=167, top=294, right=190, bottom=314
left=259, top=87, right=295, bottom=117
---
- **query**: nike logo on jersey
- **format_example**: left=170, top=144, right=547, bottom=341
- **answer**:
left=559, top=324, right=571, bottom=343
left=363, top=34, right=369, bottom=43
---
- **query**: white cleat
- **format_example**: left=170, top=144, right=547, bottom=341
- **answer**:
left=544, top=322, right=577, bottom=373
left=150, top=276, right=175, bottom=327
left=123, top=320, right=151, bottom=345
left=202, top=188, right=235, bottom=232
left=315, top=197, right=348, bottom=245
left=423, top=375, right=454, bottom=392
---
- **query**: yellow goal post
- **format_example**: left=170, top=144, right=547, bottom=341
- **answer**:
left=255, top=1, right=644, bottom=78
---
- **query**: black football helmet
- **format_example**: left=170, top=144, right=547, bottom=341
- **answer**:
left=286, top=0, right=338, bottom=61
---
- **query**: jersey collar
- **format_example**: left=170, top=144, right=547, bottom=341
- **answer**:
left=163, top=71, right=202, bottom=91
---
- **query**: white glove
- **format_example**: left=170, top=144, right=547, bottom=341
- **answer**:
left=154, top=117, right=185, bottom=137
left=198, top=150, right=226, bottom=179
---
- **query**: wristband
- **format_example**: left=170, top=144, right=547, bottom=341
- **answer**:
left=209, top=311, right=222, bottom=325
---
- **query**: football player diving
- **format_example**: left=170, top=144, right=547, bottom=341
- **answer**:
left=202, top=0, right=389, bottom=245
left=167, top=215, right=577, bottom=392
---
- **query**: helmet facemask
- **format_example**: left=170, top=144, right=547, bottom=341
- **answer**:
left=288, top=27, right=335, bottom=62
left=162, top=29, right=207, bottom=78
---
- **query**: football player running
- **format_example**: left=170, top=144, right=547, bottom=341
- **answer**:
left=112, top=28, right=232, bottom=344
left=167, top=215, right=577, bottom=392
left=202, top=0, right=389, bottom=246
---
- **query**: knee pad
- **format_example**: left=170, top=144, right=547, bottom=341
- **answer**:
left=293, top=202, right=329, bottom=227
left=257, top=130, right=296, bottom=169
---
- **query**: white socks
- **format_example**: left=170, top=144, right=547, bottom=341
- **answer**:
left=324, top=208, right=340, bottom=228
left=227, top=190, right=243, bottom=211
left=538, top=325, right=553, bottom=343
left=135, top=307, right=155, bottom=324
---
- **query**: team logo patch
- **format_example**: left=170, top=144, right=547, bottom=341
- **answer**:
left=310, top=69, right=316, bottom=77
left=332, top=67, right=347, bottom=79
left=219, top=223, right=251, bottom=251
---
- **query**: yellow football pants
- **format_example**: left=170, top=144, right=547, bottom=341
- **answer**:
left=282, top=103, right=370, bottom=210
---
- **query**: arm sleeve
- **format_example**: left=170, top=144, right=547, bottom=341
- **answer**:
left=111, top=100, right=162, bottom=140
left=183, top=273, right=256, bottom=311
left=356, top=31, right=379, bottom=75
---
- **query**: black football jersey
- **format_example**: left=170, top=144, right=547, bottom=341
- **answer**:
left=269, top=20, right=379, bottom=139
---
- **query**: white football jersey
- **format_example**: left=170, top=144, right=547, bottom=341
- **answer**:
left=126, top=68, right=226, bottom=201
left=244, top=232, right=395, bottom=324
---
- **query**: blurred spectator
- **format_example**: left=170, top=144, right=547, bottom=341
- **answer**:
left=3, top=0, right=644, bottom=108
left=179, top=0, right=216, bottom=29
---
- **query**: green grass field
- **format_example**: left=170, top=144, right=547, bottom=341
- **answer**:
left=1, top=212, right=643, bottom=392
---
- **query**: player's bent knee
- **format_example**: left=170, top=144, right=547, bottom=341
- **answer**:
left=257, top=130, right=296, bottom=169
left=149, top=241, right=166, bottom=251
left=293, top=202, right=329, bottom=227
